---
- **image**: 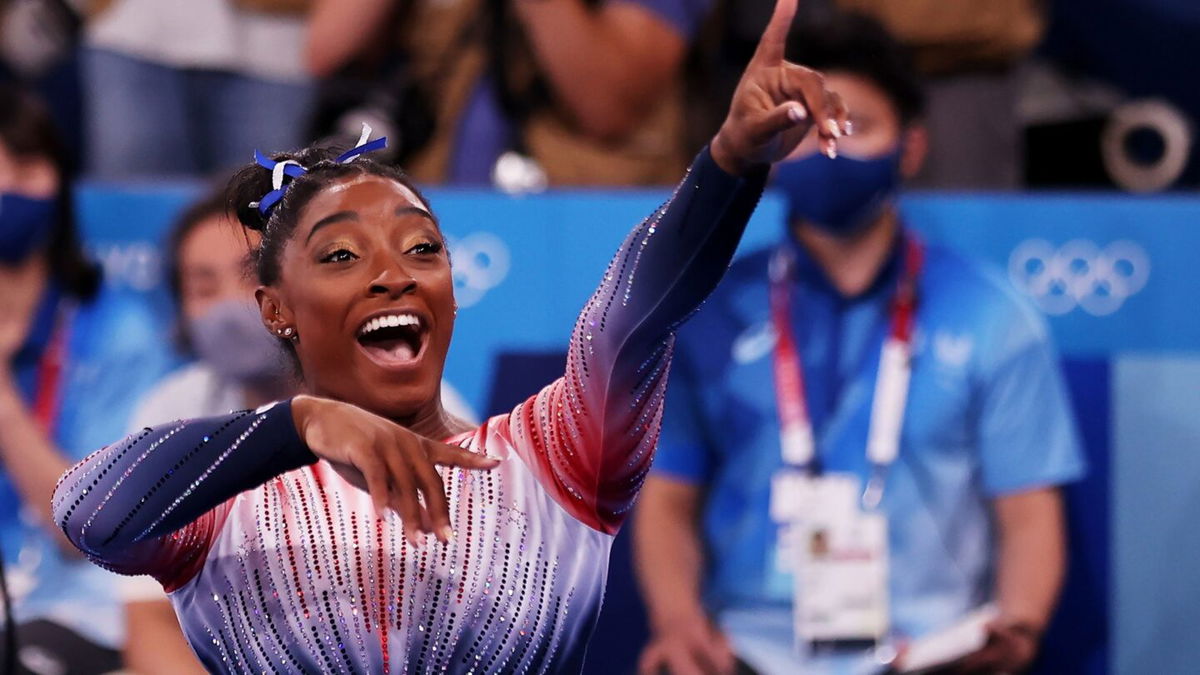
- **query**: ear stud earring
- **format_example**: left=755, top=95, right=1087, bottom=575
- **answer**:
left=278, top=327, right=296, bottom=339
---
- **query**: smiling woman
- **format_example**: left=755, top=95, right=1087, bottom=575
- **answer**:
left=51, top=1, right=852, bottom=671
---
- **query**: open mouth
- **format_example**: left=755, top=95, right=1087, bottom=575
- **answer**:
left=355, top=312, right=427, bottom=370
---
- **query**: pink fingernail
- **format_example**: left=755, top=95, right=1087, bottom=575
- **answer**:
left=827, top=119, right=841, bottom=138
left=825, top=143, right=838, bottom=159
left=844, top=120, right=854, bottom=135
left=788, top=105, right=807, bottom=123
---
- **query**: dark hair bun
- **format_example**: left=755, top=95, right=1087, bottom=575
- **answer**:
left=226, top=145, right=354, bottom=232
left=227, top=151, right=291, bottom=232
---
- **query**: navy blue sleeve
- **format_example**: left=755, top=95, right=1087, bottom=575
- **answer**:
left=501, top=147, right=767, bottom=533
left=52, top=400, right=316, bottom=581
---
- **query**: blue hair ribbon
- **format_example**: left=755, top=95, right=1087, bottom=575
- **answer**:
left=249, top=124, right=389, bottom=215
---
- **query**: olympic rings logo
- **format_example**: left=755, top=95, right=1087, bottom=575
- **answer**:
left=1008, top=239, right=1150, bottom=316
left=446, top=233, right=511, bottom=308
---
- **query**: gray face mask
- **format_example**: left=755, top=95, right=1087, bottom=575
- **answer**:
left=187, top=299, right=283, bottom=385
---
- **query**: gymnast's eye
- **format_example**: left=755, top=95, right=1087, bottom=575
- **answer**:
left=319, top=248, right=358, bottom=264
left=408, top=241, right=443, bottom=256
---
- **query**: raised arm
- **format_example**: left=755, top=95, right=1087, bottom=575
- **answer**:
left=502, top=0, right=850, bottom=533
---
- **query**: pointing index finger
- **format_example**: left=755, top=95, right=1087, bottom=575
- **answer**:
left=752, top=0, right=799, bottom=65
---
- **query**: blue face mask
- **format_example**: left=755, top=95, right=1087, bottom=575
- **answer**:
left=772, top=148, right=902, bottom=237
left=0, top=193, right=55, bottom=265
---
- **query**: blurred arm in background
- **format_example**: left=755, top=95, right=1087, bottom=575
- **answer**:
left=306, top=0, right=690, bottom=144
left=305, top=0, right=394, bottom=78
left=509, top=0, right=688, bottom=142
left=961, top=487, right=1067, bottom=673
left=0, top=285, right=72, bottom=550
left=635, top=476, right=735, bottom=675
left=123, top=585, right=207, bottom=675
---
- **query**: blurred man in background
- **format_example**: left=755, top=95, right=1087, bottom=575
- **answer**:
left=635, top=13, right=1084, bottom=674
left=838, top=0, right=1043, bottom=189
left=305, top=0, right=713, bottom=186
left=0, top=84, right=172, bottom=674
left=711, top=0, right=1042, bottom=189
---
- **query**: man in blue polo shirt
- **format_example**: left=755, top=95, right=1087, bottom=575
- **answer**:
left=634, top=13, right=1084, bottom=675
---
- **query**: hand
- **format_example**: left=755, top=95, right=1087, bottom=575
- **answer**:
left=638, top=614, right=736, bottom=675
left=954, top=618, right=1040, bottom=674
left=710, top=0, right=850, bottom=176
left=291, top=395, right=500, bottom=546
left=0, top=315, right=29, bottom=367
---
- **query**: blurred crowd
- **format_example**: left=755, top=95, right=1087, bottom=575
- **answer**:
left=0, top=0, right=1193, bottom=674
left=2, top=0, right=1193, bottom=192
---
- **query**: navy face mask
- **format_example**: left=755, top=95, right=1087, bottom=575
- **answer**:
left=772, top=147, right=903, bottom=237
left=0, top=193, right=55, bottom=265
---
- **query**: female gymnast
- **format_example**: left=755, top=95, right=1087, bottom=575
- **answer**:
left=54, top=0, right=849, bottom=671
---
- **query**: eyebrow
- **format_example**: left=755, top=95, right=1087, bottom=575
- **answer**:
left=396, top=205, right=435, bottom=223
left=304, top=205, right=436, bottom=244
left=305, top=211, right=358, bottom=243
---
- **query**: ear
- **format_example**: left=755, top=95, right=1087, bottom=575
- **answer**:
left=899, top=123, right=929, bottom=180
left=256, top=286, right=293, bottom=337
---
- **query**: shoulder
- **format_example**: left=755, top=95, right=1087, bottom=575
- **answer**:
left=71, top=288, right=168, bottom=357
left=128, top=364, right=224, bottom=430
left=65, top=287, right=178, bottom=392
left=919, top=244, right=1053, bottom=363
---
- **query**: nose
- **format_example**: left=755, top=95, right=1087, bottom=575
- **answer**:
left=367, top=255, right=417, bottom=298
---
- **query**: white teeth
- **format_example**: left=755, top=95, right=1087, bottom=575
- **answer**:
left=358, top=313, right=421, bottom=337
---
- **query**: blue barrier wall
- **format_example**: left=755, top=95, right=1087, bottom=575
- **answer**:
left=75, top=183, right=1200, bottom=675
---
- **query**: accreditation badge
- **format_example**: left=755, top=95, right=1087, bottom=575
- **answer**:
left=792, top=508, right=889, bottom=645
left=770, top=472, right=890, bottom=647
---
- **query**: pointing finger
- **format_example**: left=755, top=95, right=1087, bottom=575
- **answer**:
left=751, top=0, right=799, bottom=66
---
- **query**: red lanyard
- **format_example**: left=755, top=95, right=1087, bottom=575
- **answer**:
left=770, top=235, right=923, bottom=471
left=32, top=313, right=69, bottom=434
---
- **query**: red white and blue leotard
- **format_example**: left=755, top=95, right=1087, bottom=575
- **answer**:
left=53, top=148, right=767, bottom=674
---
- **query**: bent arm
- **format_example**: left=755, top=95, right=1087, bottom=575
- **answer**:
left=512, top=1, right=690, bottom=141
left=52, top=401, right=316, bottom=585
left=993, top=487, right=1067, bottom=634
left=506, top=147, right=766, bottom=532
left=305, top=0, right=394, bottom=77
left=635, top=476, right=709, bottom=631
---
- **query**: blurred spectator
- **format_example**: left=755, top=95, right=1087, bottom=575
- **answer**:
left=0, top=84, right=173, bottom=673
left=0, top=0, right=80, bottom=81
left=634, top=13, right=1083, bottom=675
left=81, top=0, right=315, bottom=179
left=118, top=191, right=285, bottom=674
left=306, top=0, right=713, bottom=186
left=117, top=187, right=479, bottom=671
left=838, top=0, right=1044, bottom=189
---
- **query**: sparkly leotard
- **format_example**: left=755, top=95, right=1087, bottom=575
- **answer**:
left=53, top=148, right=767, bottom=674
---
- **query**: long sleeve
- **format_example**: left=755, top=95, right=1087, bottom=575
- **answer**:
left=501, top=147, right=768, bottom=533
left=51, top=400, right=317, bottom=589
